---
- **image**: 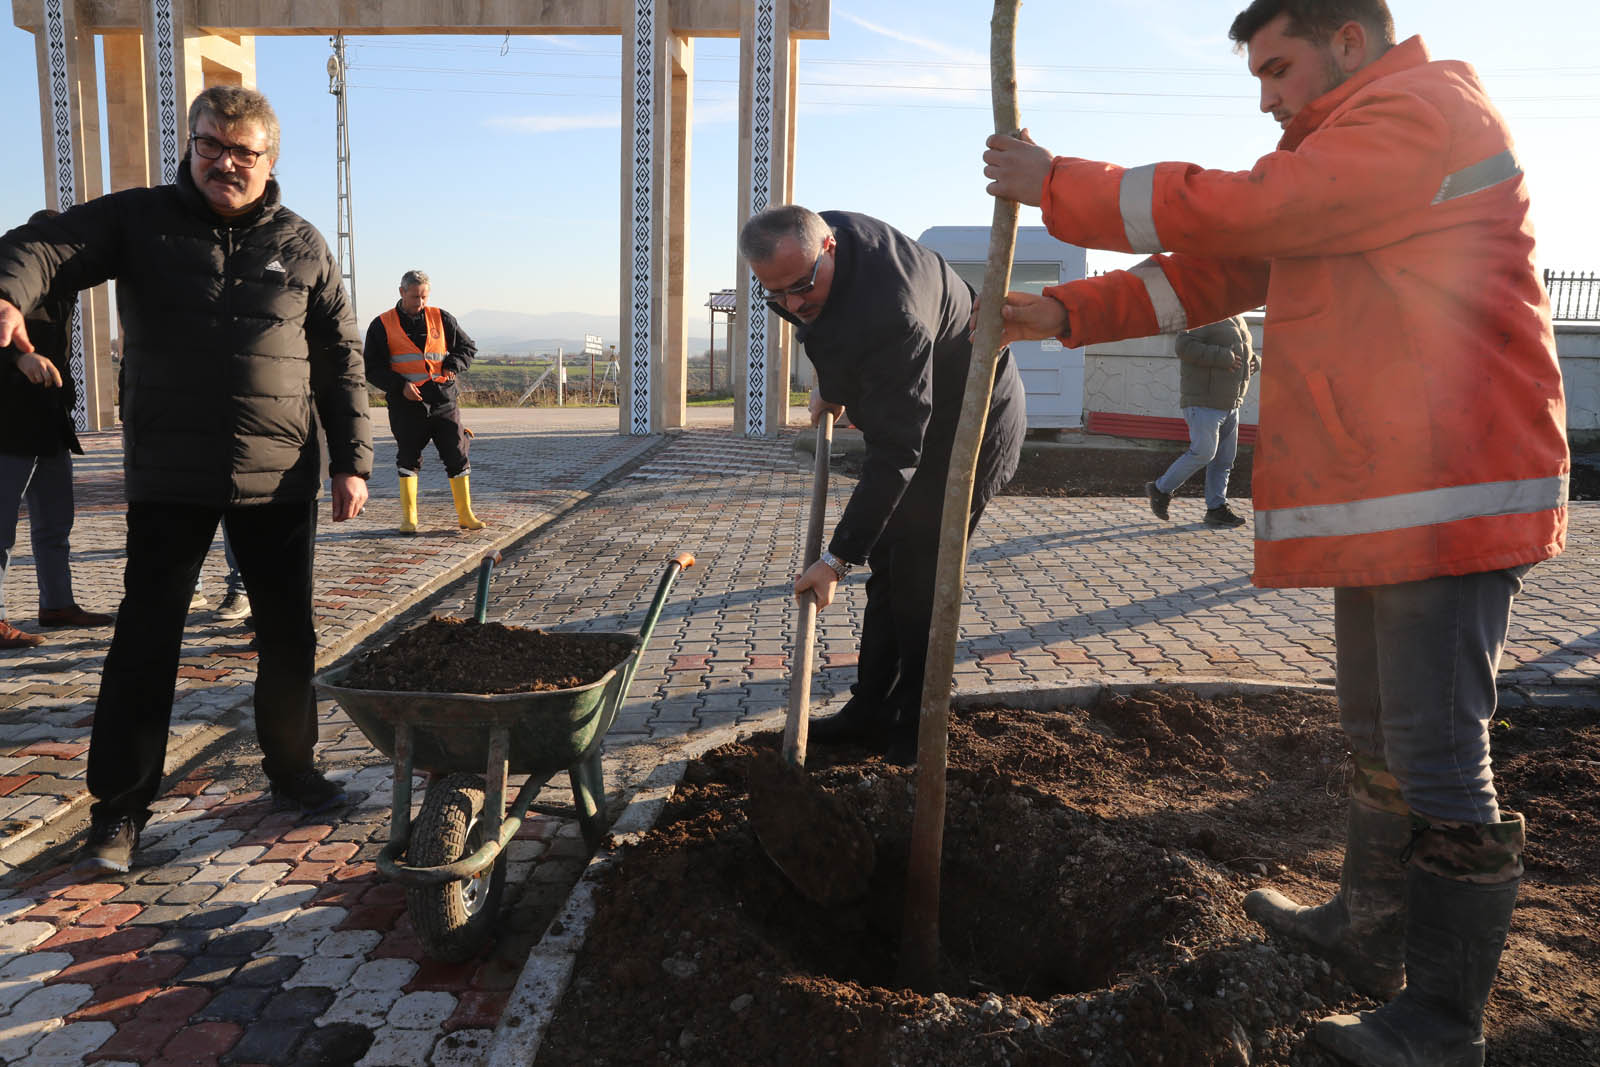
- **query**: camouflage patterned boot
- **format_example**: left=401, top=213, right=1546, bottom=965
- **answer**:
left=1244, top=753, right=1410, bottom=998
left=1316, top=813, right=1524, bottom=1067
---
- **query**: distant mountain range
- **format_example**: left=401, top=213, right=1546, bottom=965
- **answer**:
left=459, top=308, right=714, bottom=358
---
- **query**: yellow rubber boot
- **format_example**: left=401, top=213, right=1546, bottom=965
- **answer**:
left=450, top=473, right=486, bottom=530
left=398, top=475, right=419, bottom=535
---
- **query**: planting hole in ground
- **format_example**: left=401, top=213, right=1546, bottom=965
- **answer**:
left=538, top=686, right=1599, bottom=1066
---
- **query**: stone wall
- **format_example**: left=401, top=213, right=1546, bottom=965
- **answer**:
left=1557, top=323, right=1600, bottom=447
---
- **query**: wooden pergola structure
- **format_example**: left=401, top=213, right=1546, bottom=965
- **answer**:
left=11, top=0, right=830, bottom=437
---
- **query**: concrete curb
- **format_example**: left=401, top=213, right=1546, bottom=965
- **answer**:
left=487, top=705, right=787, bottom=1065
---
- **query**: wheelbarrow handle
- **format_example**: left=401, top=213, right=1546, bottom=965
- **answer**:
left=637, top=552, right=694, bottom=649
left=473, top=551, right=503, bottom=625
left=617, top=552, right=695, bottom=698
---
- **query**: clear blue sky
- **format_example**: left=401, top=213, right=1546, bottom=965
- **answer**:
left=2, top=1, right=1596, bottom=333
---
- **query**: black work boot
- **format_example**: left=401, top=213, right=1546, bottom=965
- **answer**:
left=1204, top=503, right=1247, bottom=528
left=809, top=696, right=891, bottom=746
left=270, top=768, right=349, bottom=814
left=73, top=815, right=141, bottom=876
left=1245, top=799, right=1412, bottom=998
left=1315, top=813, right=1524, bottom=1067
left=1145, top=481, right=1171, bottom=520
left=882, top=711, right=919, bottom=766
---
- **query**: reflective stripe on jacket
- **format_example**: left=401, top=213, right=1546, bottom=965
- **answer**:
left=1036, top=36, right=1568, bottom=589
left=379, top=306, right=450, bottom=385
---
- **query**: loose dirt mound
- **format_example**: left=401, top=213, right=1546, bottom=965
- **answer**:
left=537, top=687, right=1599, bottom=1066
left=341, top=617, right=633, bottom=693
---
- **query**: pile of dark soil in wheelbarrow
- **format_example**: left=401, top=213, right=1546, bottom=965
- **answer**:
left=536, top=687, right=1600, bottom=1065
left=341, top=617, right=634, bottom=693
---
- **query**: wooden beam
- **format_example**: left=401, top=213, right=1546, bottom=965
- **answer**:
left=664, top=32, right=691, bottom=430
left=13, top=0, right=831, bottom=38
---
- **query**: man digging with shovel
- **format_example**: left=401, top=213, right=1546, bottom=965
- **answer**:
left=739, top=206, right=1026, bottom=767
left=982, top=1, right=1567, bottom=1065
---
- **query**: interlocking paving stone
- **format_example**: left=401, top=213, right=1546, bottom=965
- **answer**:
left=227, top=1018, right=316, bottom=1066
left=27, top=1018, right=115, bottom=1060
left=283, top=953, right=362, bottom=989
left=317, top=987, right=405, bottom=1028
left=177, top=953, right=248, bottom=984
left=193, top=984, right=275, bottom=1024
left=233, top=955, right=302, bottom=987
left=262, top=984, right=337, bottom=1023
left=386, top=989, right=457, bottom=1028
left=351, top=956, right=420, bottom=992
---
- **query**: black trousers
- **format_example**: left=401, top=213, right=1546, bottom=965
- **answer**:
left=388, top=401, right=470, bottom=477
left=853, top=462, right=1001, bottom=729
left=87, top=499, right=320, bottom=826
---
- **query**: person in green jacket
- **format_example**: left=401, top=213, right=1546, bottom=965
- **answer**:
left=1144, top=314, right=1258, bottom=528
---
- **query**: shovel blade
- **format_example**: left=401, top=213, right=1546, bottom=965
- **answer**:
left=747, top=750, right=875, bottom=906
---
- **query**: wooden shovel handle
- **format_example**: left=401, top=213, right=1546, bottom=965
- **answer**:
left=781, top=413, right=835, bottom=766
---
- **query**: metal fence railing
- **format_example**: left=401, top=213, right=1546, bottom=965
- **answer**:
left=1545, top=270, right=1600, bottom=321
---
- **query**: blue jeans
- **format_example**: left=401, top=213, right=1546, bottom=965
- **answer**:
left=1154, top=405, right=1239, bottom=510
left=0, top=450, right=75, bottom=618
left=1334, top=565, right=1530, bottom=824
left=194, top=529, right=245, bottom=597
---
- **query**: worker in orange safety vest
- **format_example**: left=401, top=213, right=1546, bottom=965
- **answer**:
left=363, top=269, right=486, bottom=534
left=982, top=2, right=1567, bottom=1065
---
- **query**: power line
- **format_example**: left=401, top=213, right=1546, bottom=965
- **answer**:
left=348, top=62, right=1600, bottom=103
left=344, top=39, right=1600, bottom=78
left=344, top=82, right=1595, bottom=120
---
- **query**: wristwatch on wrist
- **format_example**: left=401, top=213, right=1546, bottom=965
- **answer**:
left=818, top=550, right=853, bottom=580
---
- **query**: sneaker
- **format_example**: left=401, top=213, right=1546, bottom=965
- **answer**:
left=189, top=590, right=208, bottom=611
left=1204, top=504, right=1247, bottom=528
left=0, top=619, right=45, bottom=649
left=1146, top=481, right=1172, bottom=521
left=73, top=816, right=140, bottom=875
left=214, top=590, right=251, bottom=621
left=270, top=769, right=348, bottom=814
left=38, top=605, right=115, bottom=628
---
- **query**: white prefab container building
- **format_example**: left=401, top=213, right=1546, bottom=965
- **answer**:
left=917, top=226, right=1088, bottom=429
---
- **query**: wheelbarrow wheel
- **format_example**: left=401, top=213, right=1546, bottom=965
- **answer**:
left=406, top=773, right=507, bottom=962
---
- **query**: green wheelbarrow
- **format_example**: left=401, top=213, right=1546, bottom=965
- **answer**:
left=314, top=551, right=694, bottom=961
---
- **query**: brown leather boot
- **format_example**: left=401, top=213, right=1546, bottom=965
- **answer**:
left=0, top=619, right=45, bottom=649
left=38, top=605, right=115, bottom=628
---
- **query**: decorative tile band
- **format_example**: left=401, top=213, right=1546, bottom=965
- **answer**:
left=628, top=0, right=656, bottom=436
left=152, top=0, right=180, bottom=184
left=744, top=0, right=777, bottom=438
left=43, top=0, right=88, bottom=432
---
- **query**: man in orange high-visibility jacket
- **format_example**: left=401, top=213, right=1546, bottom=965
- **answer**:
left=983, top=2, right=1566, bottom=1064
left=364, top=269, right=485, bottom=533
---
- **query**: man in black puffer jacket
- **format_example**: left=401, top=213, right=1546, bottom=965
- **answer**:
left=0, top=86, right=373, bottom=876
left=739, top=206, right=1026, bottom=766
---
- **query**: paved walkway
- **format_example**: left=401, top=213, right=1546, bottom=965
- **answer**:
left=0, top=408, right=1595, bottom=1065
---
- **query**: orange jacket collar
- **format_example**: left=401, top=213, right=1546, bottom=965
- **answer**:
left=1279, top=35, right=1430, bottom=151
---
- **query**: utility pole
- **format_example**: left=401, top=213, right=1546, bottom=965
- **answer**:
left=327, top=35, right=358, bottom=318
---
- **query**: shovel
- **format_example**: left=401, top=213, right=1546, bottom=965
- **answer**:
left=747, top=413, right=875, bottom=905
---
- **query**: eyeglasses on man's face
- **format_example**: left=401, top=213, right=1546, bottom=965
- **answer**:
left=759, top=249, right=825, bottom=303
left=190, top=134, right=265, bottom=169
